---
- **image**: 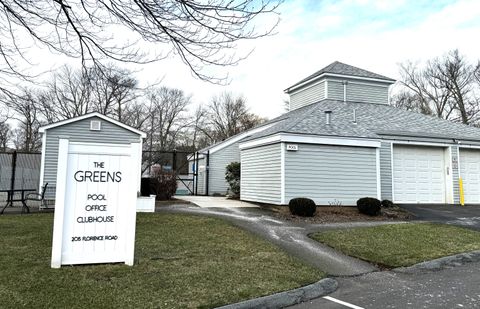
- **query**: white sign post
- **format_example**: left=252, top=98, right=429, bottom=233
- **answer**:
left=51, top=139, right=140, bottom=268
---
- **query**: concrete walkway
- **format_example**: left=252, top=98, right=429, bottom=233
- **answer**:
left=174, top=195, right=259, bottom=208
left=156, top=203, right=379, bottom=276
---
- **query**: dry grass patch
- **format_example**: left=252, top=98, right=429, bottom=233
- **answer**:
left=0, top=213, right=324, bottom=309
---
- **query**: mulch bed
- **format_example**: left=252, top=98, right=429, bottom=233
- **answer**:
left=264, top=205, right=413, bottom=223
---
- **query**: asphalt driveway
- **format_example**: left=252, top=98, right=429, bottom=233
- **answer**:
left=401, top=204, right=480, bottom=230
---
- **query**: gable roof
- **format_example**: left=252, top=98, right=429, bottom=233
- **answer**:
left=38, top=112, right=147, bottom=138
left=285, top=61, right=396, bottom=93
left=242, top=99, right=480, bottom=144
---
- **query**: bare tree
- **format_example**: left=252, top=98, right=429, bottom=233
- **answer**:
left=89, top=65, right=140, bottom=122
left=1, top=89, right=43, bottom=151
left=187, top=105, right=210, bottom=150
left=146, top=87, right=191, bottom=151
left=394, top=50, right=480, bottom=125
left=39, top=66, right=93, bottom=121
left=0, top=1, right=280, bottom=86
left=207, top=92, right=266, bottom=142
left=396, top=61, right=453, bottom=119
left=181, top=104, right=223, bottom=151
left=432, top=50, right=477, bottom=124
left=122, top=102, right=151, bottom=131
left=38, top=65, right=141, bottom=122
left=475, top=61, right=480, bottom=84
left=0, top=120, right=11, bottom=151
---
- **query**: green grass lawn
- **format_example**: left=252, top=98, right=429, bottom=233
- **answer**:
left=311, top=223, right=480, bottom=268
left=0, top=213, right=323, bottom=309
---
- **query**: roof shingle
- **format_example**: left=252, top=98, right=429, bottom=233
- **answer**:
left=286, top=61, right=396, bottom=92
left=244, top=99, right=480, bottom=143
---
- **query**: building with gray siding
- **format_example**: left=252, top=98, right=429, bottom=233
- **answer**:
left=195, top=61, right=480, bottom=206
left=39, top=113, right=146, bottom=202
left=190, top=124, right=275, bottom=196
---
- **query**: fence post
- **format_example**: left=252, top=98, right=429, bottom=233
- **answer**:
left=10, top=151, right=17, bottom=193
left=205, top=150, right=210, bottom=196
left=172, top=150, right=177, bottom=172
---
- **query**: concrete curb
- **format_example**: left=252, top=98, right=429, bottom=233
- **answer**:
left=394, top=250, right=480, bottom=273
left=216, top=278, right=337, bottom=309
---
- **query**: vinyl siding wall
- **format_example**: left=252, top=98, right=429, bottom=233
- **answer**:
left=327, top=80, right=345, bottom=101
left=290, top=81, right=325, bottom=111
left=209, top=142, right=241, bottom=195
left=347, top=82, right=389, bottom=104
left=284, top=144, right=378, bottom=205
left=43, top=116, right=141, bottom=199
left=240, top=143, right=282, bottom=204
left=380, top=142, right=393, bottom=200
left=327, top=78, right=389, bottom=105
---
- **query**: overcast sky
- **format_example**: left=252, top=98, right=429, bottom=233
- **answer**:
left=26, top=0, right=480, bottom=119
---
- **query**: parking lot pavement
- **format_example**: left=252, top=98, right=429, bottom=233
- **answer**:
left=400, top=204, right=480, bottom=230
left=289, top=260, right=480, bottom=309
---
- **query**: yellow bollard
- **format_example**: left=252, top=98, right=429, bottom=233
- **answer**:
left=459, top=177, right=465, bottom=206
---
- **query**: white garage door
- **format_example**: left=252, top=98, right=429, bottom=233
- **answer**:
left=393, top=145, right=446, bottom=203
left=460, top=149, right=480, bottom=204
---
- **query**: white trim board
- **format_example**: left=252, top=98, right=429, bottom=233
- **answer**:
left=285, top=73, right=394, bottom=93
left=280, top=142, right=285, bottom=205
left=288, top=79, right=325, bottom=96
left=239, top=133, right=381, bottom=150
left=39, top=112, right=147, bottom=138
left=51, top=138, right=69, bottom=268
left=390, top=142, right=395, bottom=202
left=446, top=147, right=454, bottom=204
left=386, top=140, right=452, bottom=147
left=39, top=133, right=47, bottom=193
left=376, top=147, right=381, bottom=200
left=327, top=78, right=391, bottom=88
left=207, top=122, right=276, bottom=155
left=458, top=144, right=480, bottom=150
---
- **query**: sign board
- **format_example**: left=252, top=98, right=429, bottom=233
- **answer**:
left=286, top=144, right=299, bottom=151
left=51, top=139, right=140, bottom=268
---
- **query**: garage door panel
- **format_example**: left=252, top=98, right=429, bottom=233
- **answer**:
left=393, top=145, right=446, bottom=204
left=460, top=149, right=480, bottom=204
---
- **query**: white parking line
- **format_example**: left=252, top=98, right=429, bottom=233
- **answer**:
left=323, top=296, right=365, bottom=309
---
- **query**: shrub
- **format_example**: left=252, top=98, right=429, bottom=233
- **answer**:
left=381, top=199, right=395, bottom=208
left=150, top=170, right=178, bottom=200
left=225, top=162, right=241, bottom=198
left=357, top=197, right=381, bottom=216
left=288, top=198, right=316, bottom=217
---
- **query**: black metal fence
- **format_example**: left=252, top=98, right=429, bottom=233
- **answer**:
left=141, top=150, right=209, bottom=196
left=0, top=149, right=208, bottom=203
left=0, top=151, right=42, bottom=202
